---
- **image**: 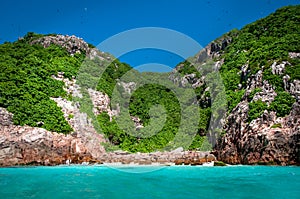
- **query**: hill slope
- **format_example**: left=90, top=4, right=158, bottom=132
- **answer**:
left=178, top=5, right=300, bottom=165
left=0, top=5, right=299, bottom=165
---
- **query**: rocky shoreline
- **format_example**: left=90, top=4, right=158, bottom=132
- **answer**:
left=0, top=107, right=218, bottom=167
left=0, top=127, right=217, bottom=167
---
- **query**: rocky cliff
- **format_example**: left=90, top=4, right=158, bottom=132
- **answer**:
left=0, top=34, right=109, bottom=166
left=214, top=100, right=300, bottom=165
left=212, top=60, right=300, bottom=165
left=0, top=107, right=104, bottom=166
left=180, top=5, right=300, bottom=165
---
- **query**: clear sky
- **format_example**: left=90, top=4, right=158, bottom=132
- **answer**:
left=1, top=0, right=299, bottom=71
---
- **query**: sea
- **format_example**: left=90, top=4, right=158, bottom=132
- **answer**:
left=0, top=165, right=299, bottom=199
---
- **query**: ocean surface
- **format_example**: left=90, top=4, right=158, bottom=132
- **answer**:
left=0, top=165, right=299, bottom=199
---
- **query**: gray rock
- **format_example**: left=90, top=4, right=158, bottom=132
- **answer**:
left=31, top=35, right=90, bottom=55
left=172, top=147, right=184, bottom=153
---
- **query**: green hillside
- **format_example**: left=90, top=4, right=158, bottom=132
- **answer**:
left=221, top=5, right=299, bottom=114
left=0, top=33, right=85, bottom=133
left=0, top=5, right=299, bottom=153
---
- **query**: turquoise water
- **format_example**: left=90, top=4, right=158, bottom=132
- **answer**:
left=0, top=165, right=299, bottom=199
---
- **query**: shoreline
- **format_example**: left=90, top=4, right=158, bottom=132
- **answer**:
left=0, top=162, right=229, bottom=168
left=4, top=162, right=300, bottom=169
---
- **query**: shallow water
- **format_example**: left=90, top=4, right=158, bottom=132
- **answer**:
left=0, top=165, right=299, bottom=199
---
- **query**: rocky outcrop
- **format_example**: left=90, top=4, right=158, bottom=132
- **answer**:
left=212, top=59, right=300, bottom=165
left=87, top=88, right=119, bottom=119
left=210, top=53, right=300, bottom=165
left=289, top=80, right=300, bottom=98
left=88, top=48, right=112, bottom=60
left=196, top=36, right=232, bottom=63
left=289, top=52, right=300, bottom=59
left=50, top=72, right=107, bottom=158
left=51, top=72, right=82, bottom=98
left=130, top=116, right=144, bottom=130
left=271, top=61, right=290, bottom=75
left=99, top=150, right=216, bottom=166
left=2, top=29, right=298, bottom=167
left=0, top=67, right=108, bottom=166
left=0, top=106, right=217, bottom=166
left=31, top=34, right=90, bottom=55
left=117, top=81, right=136, bottom=94
left=0, top=108, right=13, bottom=126
left=214, top=102, right=300, bottom=165
left=251, top=80, right=277, bottom=105
left=0, top=108, right=104, bottom=166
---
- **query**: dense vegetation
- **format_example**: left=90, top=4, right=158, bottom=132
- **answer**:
left=219, top=5, right=299, bottom=119
left=97, top=83, right=182, bottom=152
left=94, top=67, right=211, bottom=151
left=0, top=32, right=85, bottom=133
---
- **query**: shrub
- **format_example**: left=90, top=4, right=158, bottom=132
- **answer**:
left=248, top=100, right=268, bottom=122
left=269, top=91, right=295, bottom=117
left=271, top=123, right=282, bottom=128
left=214, top=161, right=227, bottom=166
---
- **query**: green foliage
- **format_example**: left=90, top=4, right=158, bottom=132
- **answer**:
left=100, top=142, right=121, bottom=152
left=189, top=135, right=212, bottom=151
left=0, top=34, right=85, bottom=133
left=248, top=88, right=262, bottom=101
left=22, top=32, right=44, bottom=42
left=263, top=68, right=284, bottom=92
left=97, top=112, right=128, bottom=146
left=217, top=5, right=300, bottom=124
left=96, top=60, right=132, bottom=97
left=271, top=123, right=282, bottom=128
left=214, top=161, right=227, bottom=166
left=220, top=68, right=240, bottom=91
left=269, top=91, right=295, bottom=117
left=87, top=43, right=96, bottom=48
left=129, top=84, right=180, bottom=125
left=285, top=58, right=300, bottom=81
left=226, top=89, right=245, bottom=112
left=220, top=5, right=300, bottom=100
left=95, top=6, right=300, bottom=151
left=248, top=100, right=268, bottom=122
left=97, top=84, right=183, bottom=152
left=245, top=91, right=294, bottom=122
left=188, top=135, right=205, bottom=150
left=176, top=60, right=200, bottom=78
left=198, top=108, right=211, bottom=134
left=95, top=65, right=214, bottom=152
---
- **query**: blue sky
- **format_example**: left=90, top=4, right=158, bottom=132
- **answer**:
left=1, top=0, right=299, bottom=71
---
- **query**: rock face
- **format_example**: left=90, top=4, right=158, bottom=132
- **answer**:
left=31, top=34, right=90, bottom=55
left=0, top=108, right=104, bottom=166
left=0, top=34, right=116, bottom=166
left=169, top=28, right=300, bottom=165
left=215, top=103, right=300, bottom=165
left=212, top=60, right=300, bottom=165
left=0, top=66, right=108, bottom=166
left=252, top=79, right=277, bottom=105
left=88, top=88, right=119, bottom=118
left=117, top=81, right=136, bottom=94
left=99, top=150, right=216, bottom=166
left=50, top=72, right=107, bottom=158
left=196, top=36, right=232, bottom=63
